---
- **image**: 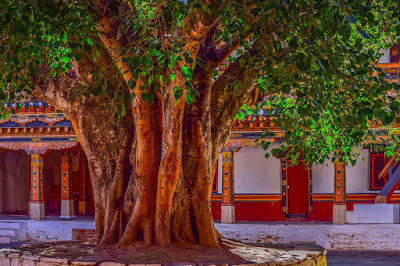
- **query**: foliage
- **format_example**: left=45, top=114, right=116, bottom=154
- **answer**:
left=1, top=0, right=400, bottom=166
left=0, top=0, right=95, bottom=115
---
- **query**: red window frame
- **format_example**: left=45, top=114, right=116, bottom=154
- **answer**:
left=390, top=43, right=400, bottom=63
left=370, top=153, right=389, bottom=190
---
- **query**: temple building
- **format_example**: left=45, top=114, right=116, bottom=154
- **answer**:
left=0, top=101, right=95, bottom=221
left=209, top=45, right=400, bottom=225
left=0, top=46, right=400, bottom=244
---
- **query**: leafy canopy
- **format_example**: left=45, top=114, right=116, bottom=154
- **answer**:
left=1, top=0, right=400, bottom=165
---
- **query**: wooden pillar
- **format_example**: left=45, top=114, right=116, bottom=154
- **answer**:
left=221, top=150, right=235, bottom=223
left=60, top=154, right=75, bottom=219
left=333, top=161, right=346, bottom=224
left=78, top=153, right=87, bottom=214
left=29, top=154, right=45, bottom=220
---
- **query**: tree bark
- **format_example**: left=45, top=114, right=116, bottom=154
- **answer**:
left=30, top=2, right=262, bottom=249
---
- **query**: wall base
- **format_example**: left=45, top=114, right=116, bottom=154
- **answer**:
left=29, top=202, right=45, bottom=221
left=333, top=204, right=346, bottom=224
left=78, top=200, right=86, bottom=214
left=221, top=204, right=235, bottom=224
left=60, top=200, right=75, bottom=219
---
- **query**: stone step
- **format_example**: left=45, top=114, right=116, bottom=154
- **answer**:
left=0, top=229, right=16, bottom=237
left=0, top=222, right=20, bottom=230
left=0, top=236, right=11, bottom=244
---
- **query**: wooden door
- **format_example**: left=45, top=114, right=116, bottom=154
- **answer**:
left=287, top=161, right=309, bottom=216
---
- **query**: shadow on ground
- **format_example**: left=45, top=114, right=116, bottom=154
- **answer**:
left=327, top=250, right=400, bottom=265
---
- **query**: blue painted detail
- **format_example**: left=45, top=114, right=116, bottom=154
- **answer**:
left=0, top=121, right=21, bottom=128
left=39, top=137, right=76, bottom=141
left=25, top=120, right=49, bottom=127
left=234, top=132, right=264, bottom=138
left=53, top=120, right=73, bottom=126
left=0, top=138, right=34, bottom=142
left=0, top=137, right=77, bottom=143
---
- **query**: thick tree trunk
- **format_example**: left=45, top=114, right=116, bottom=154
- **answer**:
left=33, top=8, right=240, bottom=248
left=39, top=77, right=222, bottom=248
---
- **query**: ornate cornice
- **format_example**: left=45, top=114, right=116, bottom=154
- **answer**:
left=0, top=141, right=79, bottom=154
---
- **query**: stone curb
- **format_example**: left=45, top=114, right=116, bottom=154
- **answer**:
left=0, top=250, right=327, bottom=266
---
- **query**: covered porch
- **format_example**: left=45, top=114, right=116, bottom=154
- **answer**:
left=0, top=102, right=95, bottom=221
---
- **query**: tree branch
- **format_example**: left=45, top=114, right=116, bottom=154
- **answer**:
left=210, top=47, right=264, bottom=163
left=216, top=32, right=253, bottom=65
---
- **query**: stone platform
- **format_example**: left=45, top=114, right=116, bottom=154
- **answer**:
left=4, top=218, right=400, bottom=250
left=0, top=241, right=327, bottom=266
left=217, top=223, right=400, bottom=250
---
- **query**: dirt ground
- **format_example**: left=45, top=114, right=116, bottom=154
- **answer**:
left=0, top=240, right=326, bottom=265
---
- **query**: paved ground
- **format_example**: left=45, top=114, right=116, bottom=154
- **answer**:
left=0, top=241, right=41, bottom=249
left=327, top=250, right=400, bottom=265
left=2, top=243, right=400, bottom=265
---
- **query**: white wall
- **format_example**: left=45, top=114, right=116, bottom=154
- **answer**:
left=378, top=48, right=391, bottom=64
left=312, top=161, right=334, bottom=194
left=216, top=145, right=378, bottom=195
left=217, top=153, right=222, bottom=194
left=233, top=146, right=281, bottom=194
left=346, top=148, right=370, bottom=193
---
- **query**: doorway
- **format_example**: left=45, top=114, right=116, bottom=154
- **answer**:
left=286, top=161, right=310, bottom=217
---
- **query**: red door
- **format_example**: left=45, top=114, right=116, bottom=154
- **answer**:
left=287, top=161, right=309, bottom=216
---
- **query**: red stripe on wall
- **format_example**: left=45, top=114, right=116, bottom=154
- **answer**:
left=212, top=193, right=400, bottom=222
left=211, top=202, right=221, bottom=220
left=307, top=202, right=333, bottom=221
left=235, top=201, right=285, bottom=221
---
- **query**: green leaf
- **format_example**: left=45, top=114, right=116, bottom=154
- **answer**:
left=128, top=79, right=136, bottom=89
left=169, top=73, right=175, bottom=80
left=150, top=49, right=157, bottom=56
left=173, top=87, right=183, bottom=100
left=50, top=62, right=59, bottom=68
left=107, top=101, right=114, bottom=112
left=181, top=66, right=193, bottom=79
left=144, top=58, right=151, bottom=67
left=186, top=92, right=194, bottom=104
left=101, top=83, right=108, bottom=95
left=236, top=112, right=245, bottom=120
left=117, top=103, right=126, bottom=117
left=358, top=29, right=370, bottom=39
left=142, top=92, right=154, bottom=102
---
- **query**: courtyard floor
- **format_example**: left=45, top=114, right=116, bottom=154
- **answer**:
left=2, top=217, right=400, bottom=264
left=327, top=250, right=400, bottom=265
left=1, top=242, right=399, bottom=265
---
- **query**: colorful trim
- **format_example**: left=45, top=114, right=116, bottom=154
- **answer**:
left=0, top=141, right=78, bottom=154
left=61, top=155, right=73, bottom=200
left=334, top=161, right=346, bottom=203
left=222, top=151, right=234, bottom=205
left=31, top=154, right=44, bottom=202
left=281, top=158, right=287, bottom=213
left=211, top=194, right=282, bottom=202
